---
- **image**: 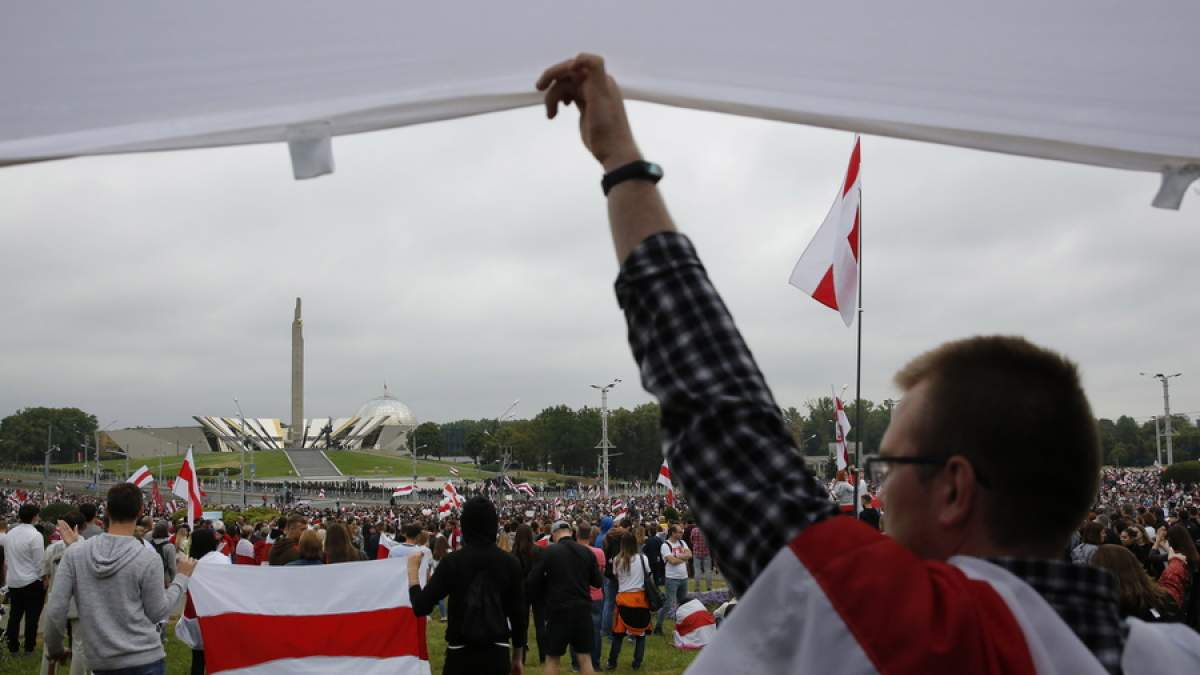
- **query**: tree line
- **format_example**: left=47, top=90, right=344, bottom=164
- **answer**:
left=2, top=402, right=1197, bottom=479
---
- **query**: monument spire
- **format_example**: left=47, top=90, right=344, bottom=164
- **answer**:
left=291, top=297, right=304, bottom=447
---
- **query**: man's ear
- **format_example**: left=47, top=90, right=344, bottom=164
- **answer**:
left=935, top=456, right=978, bottom=530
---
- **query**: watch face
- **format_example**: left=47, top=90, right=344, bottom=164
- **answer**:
left=647, top=163, right=664, bottom=178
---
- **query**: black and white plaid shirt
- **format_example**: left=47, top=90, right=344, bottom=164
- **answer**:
left=614, top=232, right=1126, bottom=674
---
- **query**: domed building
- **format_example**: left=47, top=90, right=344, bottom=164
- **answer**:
left=189, top=386, right=418, bottom=455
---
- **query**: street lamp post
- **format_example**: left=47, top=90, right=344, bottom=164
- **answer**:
left=1152, top=416, right=1163, bottom=466
left=234, top=398, right=249, bottom=507
left=591, top=378, right=621, bottom=497
left=1141, top=372, right=1182, bottom=466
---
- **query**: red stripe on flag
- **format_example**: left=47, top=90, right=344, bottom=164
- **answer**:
left=847, top=207, right=860, bottom=261
left=199, top=606, right=426, bottom=672
left=811, top=266, right=839, bottom=310
left=842, top=138, right=861, bottom=197
left=788, top=518, right=1035, bottom=675
left=675, top=608, right=715, bottom=636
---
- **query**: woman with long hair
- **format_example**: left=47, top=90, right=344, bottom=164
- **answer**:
left=1091, top=545, right=1182, bottom=622
left=512, top=523, right=546, bottom=664
left=325, top=522, right=365, bottom=563
left=1159, top=525, right=1200, bottom=614
left=607, top=531, right=651, bottom=671
left=286, top=530, right=324, bottom=566
left=497, top=529, right=513, bottom=553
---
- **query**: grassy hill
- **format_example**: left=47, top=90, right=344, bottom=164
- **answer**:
left=50, top=450, right=587, bottom=483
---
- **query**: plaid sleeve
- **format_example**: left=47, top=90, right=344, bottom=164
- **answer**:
left=614, top=232, right=837, bottom=596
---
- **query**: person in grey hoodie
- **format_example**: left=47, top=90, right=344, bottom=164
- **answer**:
left=43, top=483, right=195, bottom=675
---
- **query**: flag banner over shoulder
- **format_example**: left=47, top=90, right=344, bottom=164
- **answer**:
left=189, top=558, right=430, bottom=674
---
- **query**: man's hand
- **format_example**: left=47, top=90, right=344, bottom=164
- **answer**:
left=56, top=520, right=80, bottom=546
left=537, top=53, right=641, bottom=172
left=47, top=649, right=71, bottom=664
left=176, top=555, right=196, bottom=577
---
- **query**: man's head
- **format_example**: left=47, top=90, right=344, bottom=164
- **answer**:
left=62, top=511, right=86, bottom=533
left=403, top=524, right=422, bottom=542
left=460, top=497, right=499, bottom=545
left=106, top=483, right=143, bottom=524
left=80, top=503, right=98, bottom=523
left=880, top=336, right=1099, bottom=561
left=285, top=514, right=308, bottom=540
left=551, top=520, right=573, bottom=542
left=861, top=494, right=873, bottom=508
left=17, top=503, right=39, bottom=525
left=667, top=524, right=681, bottom=541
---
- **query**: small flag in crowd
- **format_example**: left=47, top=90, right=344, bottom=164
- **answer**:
left=834, top=396, right=852, bottom=471
left=377, top=532, right=398, bottom=559
left=448, top=466, right=460, bottom=476
left=127, top=465, right=155, bottom=488
left=151, top=481, right=165, bottom=514
left=789, top=136, right=862, bottom=326
left=392, top=484, right=415, bottom=498
left=514, top=482, right=535, bottom=497
left=657, top=461, right=676, bottom=507
left=318, top=489, right=326, bottom=499
left=171, top=447, right=203, bottom=529
left=188, top=559, right=429, bottom=673
left=503, top=475, right=517, bottom=491
left=442, top=481, right=463, bottom=509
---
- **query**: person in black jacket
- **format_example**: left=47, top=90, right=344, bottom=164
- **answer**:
left=526, top=521, right=603, bottom=675
left=408, top=497, right=527, bottom=675
left=640, top=525, right=666, bottom=634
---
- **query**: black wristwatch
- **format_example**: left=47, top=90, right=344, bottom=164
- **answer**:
left=601, top=160, right=664, bottom=196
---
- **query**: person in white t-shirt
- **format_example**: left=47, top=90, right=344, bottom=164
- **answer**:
left=388, top=524, right=433, bottom=587
left=656, top=524, right=691, bottom=633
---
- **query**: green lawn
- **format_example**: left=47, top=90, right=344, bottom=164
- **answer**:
left=47, top=451, right=587, bottom=483
left=0, top=613, right=700, bottom=675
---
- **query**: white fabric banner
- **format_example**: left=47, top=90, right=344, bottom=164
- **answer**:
left=1, top=3, right=1197, bottom=205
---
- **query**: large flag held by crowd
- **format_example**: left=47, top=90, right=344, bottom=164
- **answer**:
left=188, top=559, right=430, bottom=674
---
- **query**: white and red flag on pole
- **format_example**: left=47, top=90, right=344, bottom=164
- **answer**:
left=171, top=447, right=203, bottom=529
left=789, top=136, right=862, bottom=326
left=188, top=559, right=430, bottom=674
left=377, top=532, right=399, bottom=559
left=127, top=465, right=154, bottom=488
left=392, top=484, right=415, bottom=498
left=513, top=482, right=535, bottom=497
left=318, top=489, right=326, bottom=499
left=442, top=481, right=462, bottom=509
left=834, top=395, right=853, bottom=471
left=657, top=461, right=676, bottom=506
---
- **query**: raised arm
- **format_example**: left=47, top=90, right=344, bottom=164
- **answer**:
left=539, top=54, right=838, bottom=596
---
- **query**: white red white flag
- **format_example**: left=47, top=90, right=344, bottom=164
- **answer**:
left=318, top=489, right=326, bottom=499
left=171, top=448, right=203, bottom=528
left=188, top=558, right=430, bottom=674
left=657, top=461, right=676, bottom=506
left=377, top=532, right=398, bottom=559
left=789, top=136, right=862, bottom=326
left=835, top=396, right=853, bottom=471
left=514, top=482, right=535, bottom=497
left=442, top=481, right=462, bottom=509
left=127, top=465, right=154, bottom=488
left=448, top=466, right=460, bottom=476
left=392, top=484, right=415, bottom=498
left=672, top=599, right=717, bottom=650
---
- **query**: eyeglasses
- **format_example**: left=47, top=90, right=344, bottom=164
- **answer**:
left=863, top=454, right=991, bottom=488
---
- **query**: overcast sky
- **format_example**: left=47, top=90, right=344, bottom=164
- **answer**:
left=1, top=102, right=1197, bottom=429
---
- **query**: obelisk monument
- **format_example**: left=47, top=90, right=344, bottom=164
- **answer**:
left=291, top=297, right=304, bottom=447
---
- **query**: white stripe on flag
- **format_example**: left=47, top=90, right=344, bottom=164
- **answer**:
left=214, top=655, right=429, bottom=675
left=190, top=558, right=411, bottom=617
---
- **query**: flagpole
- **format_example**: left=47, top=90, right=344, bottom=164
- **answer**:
left=853, top=153, right=864, bottom=516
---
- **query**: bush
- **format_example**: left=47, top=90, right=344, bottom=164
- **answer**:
left=1164, top=461, right=1200, bottom=486
left=39, top=501, right=74, bottom=524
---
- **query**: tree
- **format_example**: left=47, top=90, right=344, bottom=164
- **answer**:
left=413, top=422, right=442, bottom=459
left=0, top=407, right=97, bottom=465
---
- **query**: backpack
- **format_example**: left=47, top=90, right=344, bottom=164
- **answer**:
left=461, top=561, right=508, bottom=647
left=151, top=540, right=171, bottom=579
